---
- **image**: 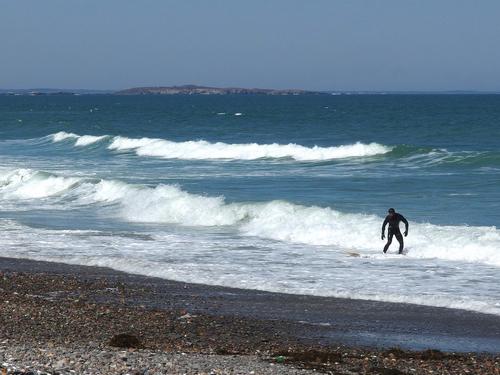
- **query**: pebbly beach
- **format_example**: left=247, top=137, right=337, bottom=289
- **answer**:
left=0, top=256, right=499, bottom=374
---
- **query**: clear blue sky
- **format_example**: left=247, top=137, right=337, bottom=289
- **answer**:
left=1, top=0, right=499, bottom=91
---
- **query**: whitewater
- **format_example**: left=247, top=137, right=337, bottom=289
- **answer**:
left=1, top=94, right=499, bottom=317
left=1, top=166, right=500, bottom=315
left=51, top=131, right=391, bottom=161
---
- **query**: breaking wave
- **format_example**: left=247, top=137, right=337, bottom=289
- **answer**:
left=1, top=168, right=499, bottom=267
left=0, top=169, right=81, bottom=199
left=14, top=132, right=499, bottom=167
left=51, top=131, right=109, bottom=146
left=50, top=131, right=391, bottom=161
left=107, top=136, right=391, bottom=161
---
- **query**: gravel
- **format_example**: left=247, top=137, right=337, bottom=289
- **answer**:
left=0, top=342, right=315, bottom=375
left=0, top=259, right=499, bottom=374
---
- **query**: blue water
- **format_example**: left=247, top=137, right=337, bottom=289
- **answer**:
left=1, top=94, right=499, bottom=314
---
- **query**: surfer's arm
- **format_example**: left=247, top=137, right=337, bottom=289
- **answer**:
left=400, top=214, right=409, bottom=235
left=381, top=218, right=388, bottom=239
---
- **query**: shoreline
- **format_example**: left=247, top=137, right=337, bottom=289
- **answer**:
left=1, top=256, right=500, bottom=353
left=1, top=256, right=499, bottom=374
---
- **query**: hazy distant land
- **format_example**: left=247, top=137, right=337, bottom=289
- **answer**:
left=115, top=85, right=327, bottom=95
left=1, top=86, right=499, bottom=96
left=0, top=85, right=325, bottom=96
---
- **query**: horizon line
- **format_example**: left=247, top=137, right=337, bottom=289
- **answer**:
left=1, top=86, right=500, bottom=95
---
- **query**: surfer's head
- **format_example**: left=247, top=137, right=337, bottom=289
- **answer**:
left=388, top=208, right=395, bottom=216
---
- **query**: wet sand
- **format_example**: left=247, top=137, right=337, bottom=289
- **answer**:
left=0, top=256, right=499, bottom=374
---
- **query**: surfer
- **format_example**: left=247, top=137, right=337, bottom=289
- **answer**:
left=381, top=208, right=408, bottom=254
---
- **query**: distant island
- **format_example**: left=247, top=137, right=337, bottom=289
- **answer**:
left=1, top=86, right=499, bottom=96
left=115, top=85, right=326, bottom=96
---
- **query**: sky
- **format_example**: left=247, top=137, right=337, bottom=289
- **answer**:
left=1, top=0, right=500, bottom=91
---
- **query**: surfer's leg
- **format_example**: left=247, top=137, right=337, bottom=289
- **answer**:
left=383, top=232, right=393, bottom=253
left=395, top=232, right=404, bottom=254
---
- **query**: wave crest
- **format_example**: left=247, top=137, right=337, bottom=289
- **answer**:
left=0, top=169, right=81, bottom=199
left=52, top=131, right=108, bottom=146
left=108, top=136, right=391, bottom=161
left=50, top=132, right=392, bottom=161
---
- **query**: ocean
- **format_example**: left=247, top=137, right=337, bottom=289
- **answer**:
left=1, top=94, right=499, bottom=315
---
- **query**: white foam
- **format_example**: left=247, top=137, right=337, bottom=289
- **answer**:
left=50, top=132, right=391, bottom=161
left=74, top=135, right=108, bottom=146
left=1, top=218, right=499, bottom=316
left=52, top=131, right=107, bottom=146
left=52, top=131, right=79, bottom=142
left=0, top=169, right=80, bottom=199
left=108, top=136, right=391, bottom=161
left=86, top=180, right=249, bottom=226
left=2, top=168, right=500, bottom=267
left=242, top=204, right=500, bottom=266
left=96, top=185, right=500, bottom=267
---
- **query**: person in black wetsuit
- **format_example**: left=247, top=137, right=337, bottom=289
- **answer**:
left=381, top=208, right=409, bottom=254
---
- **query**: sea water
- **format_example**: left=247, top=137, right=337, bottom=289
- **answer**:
left=1, top=94, right=499, bottom=315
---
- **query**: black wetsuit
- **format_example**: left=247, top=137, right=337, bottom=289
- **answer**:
left=382, top=213, right=409, bottom=254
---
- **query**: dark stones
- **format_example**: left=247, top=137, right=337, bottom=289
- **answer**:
left=108, top=333, right=141, bottom=348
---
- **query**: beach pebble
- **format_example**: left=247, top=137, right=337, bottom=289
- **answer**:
left=0, top=344, right=316, bottom=374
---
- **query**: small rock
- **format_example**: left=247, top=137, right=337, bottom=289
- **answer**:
left=55, top=358, right=69, bottom=368
left=109, top=334, right=142, bottom=349
left=178, top=313, right=196, bottom=320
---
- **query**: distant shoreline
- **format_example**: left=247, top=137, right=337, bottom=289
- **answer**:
left=1, top=85, right=500, bottom=96
left=115, top=85, right=326, bottom=96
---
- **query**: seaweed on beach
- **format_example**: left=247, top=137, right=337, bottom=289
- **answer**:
left=108, top=333, right=142, bottom=349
